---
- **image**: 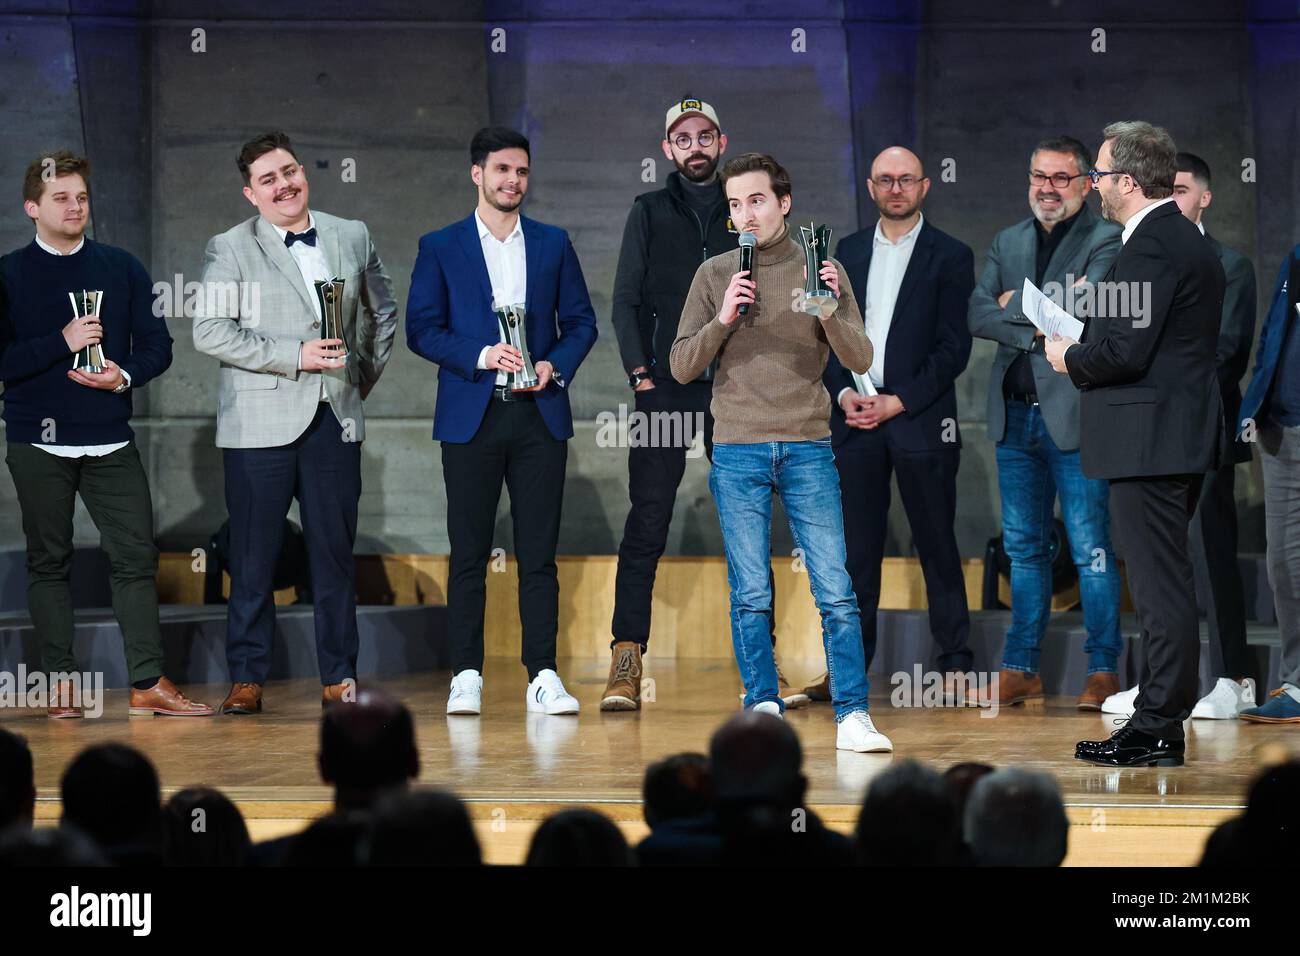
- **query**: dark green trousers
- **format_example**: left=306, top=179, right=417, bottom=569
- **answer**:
left=5, top=441, right=164, bottom=683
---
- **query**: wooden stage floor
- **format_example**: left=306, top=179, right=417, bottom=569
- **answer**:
left=9, top=658, right=1298, bottom=866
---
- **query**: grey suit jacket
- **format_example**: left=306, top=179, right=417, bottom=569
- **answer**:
left=193, top=211, right=398, bottom=448
left=967, top=203, right=1121, bottom=450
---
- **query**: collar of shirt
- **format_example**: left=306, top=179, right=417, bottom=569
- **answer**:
left=475, top=209, right=524, bottom=246
left=873, top=212, right=924, bottom=249
left=35, top=235, right=85, bottom=256
left=1121, top=197, right=1176, bottom=245
left=1196, top=220, right=1206, bottom=236
left=270, top=211, right=317, bottom=242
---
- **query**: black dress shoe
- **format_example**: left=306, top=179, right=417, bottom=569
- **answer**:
left=1074, top=725, right=1185, bottom=767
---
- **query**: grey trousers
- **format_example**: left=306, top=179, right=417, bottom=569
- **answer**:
left=1260, top=420, right=1300, bottom=699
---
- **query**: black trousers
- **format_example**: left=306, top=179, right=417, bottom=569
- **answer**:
left=1188, top=461, right=1255, bottom=683
left=442, top=395, right=567, bottom=678
left=5, top=441, right=164, bottom=684
left=611, top=376, right=775, bottom=650
left=1111, top=474, right=1205, bottom=740
left=223, top=403, right=361, bottom=686
left=834, top=425, right=972, bottom=672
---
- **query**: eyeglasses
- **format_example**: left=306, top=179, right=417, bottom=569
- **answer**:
left=1087, top=168, right=1140, bottom=186
left=1029, top=171, right=1088, bottom=188
left=872, top=175, right=923, bottom=192
left=670, top=130, right=717, bottom=150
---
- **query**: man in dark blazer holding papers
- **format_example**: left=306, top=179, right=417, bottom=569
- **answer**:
left=1046, top=121, right=1225, bottom=766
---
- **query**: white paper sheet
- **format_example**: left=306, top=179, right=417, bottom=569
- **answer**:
left=1022, top=278, right=1085, bottom=341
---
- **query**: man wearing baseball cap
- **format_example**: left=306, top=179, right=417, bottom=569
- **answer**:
left=604, top=98, right=802, bottom=711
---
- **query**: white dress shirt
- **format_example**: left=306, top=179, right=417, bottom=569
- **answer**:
left=1120, top=197, right=1176, bottom=245
left=271, top=213, right=331, bottom=400
left=839, top=213, right=923, bottom=404
left=32, top=234, right=130, bottom=458
left=473, top=210, right=527, bottom=386
left=1196, top=220, right=1206, bottom=236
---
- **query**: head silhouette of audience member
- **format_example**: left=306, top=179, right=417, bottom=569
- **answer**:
left=964, top=768, right=1068, bottom=867
left=709, top=711, right=804, bottom=809
left=856, top=760, right=962, bottom=866
left=280, top=811, right=369, bottom=867
left=363, top=789, right=481, bottom=866
left=0, top=824, right=108, bottom=866
left=642, top=752, right=713, bottom=829
left=525, top=809, right=634, bottom=867
left=163, top=787, right=251, bottom=867
left=318, top=688, right=420, bottom=812
left=1201, top=760, right=1300, bottom=866
left=0, top=729, right=36, bottom=833
left=60, top=743, right=163, bottom=865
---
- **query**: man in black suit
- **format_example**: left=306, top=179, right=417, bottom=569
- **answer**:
left=806, top=146, right=975, bottom=701
left=1045, top=121, right=1226, bottom=766
left=1104, top=152, right=1259, bottom=720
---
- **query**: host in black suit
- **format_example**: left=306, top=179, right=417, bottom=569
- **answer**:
left=1046, top=122, right=1226, bottom=766
left=814, top=146, right=975, bottom=698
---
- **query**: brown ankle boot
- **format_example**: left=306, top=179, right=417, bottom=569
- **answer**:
left=1077, top=671, right=1120, bottom=711
left=600, top=642, right=642, bottom=711
left=986, top=668, right=1045, bottom=707
left=221, top=682, right=263, bottom=715
left=803, top=672, right=831, bottom=702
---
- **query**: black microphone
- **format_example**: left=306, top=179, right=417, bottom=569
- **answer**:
left=738, top=232, right=757, bottom=316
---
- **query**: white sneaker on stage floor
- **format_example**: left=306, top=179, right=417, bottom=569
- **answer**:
left=1101, top=684, right=1139, bottom=717
left=836, top=710, right=893, bottom=753
left=1192, top=677, right=1256, bottom=719
left=526, top=669, right=580, bottom=715
left=752, top=701, right=782, bottom=718
left=447, top=669, right=483, bottom=715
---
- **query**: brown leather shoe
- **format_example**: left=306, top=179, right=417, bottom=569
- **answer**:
left=129, top=676, right=214, bottom=717
left=1077, top=671, right=1120, bottom=711
left=601, top=642, right=642, bottom=711
left=322, top=681, right=355, bottom=707
left=48, top=679, right=83, bottom=719
left=945, top=671, right=985, bottom=707
left=803, top=672, right=831, bottom=703
left=221, top=682, right=263, bottom=715
left=970, top=668, right=1044, bottom=708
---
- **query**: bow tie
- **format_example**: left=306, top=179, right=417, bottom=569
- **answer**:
left=284, top=227, right=317, bottom=248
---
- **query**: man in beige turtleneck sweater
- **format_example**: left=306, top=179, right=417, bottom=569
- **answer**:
left=670, top=152, right=893, bottom=753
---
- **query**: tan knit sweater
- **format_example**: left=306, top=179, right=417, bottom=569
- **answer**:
left=669, top=224, right=872, bottom=443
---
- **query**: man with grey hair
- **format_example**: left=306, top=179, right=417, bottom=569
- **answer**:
left=968, top=135, right=1123, bottom=711
left=964, top=768, right=1068, bottom=866
left=1045, top=121, right=1225, bottom=767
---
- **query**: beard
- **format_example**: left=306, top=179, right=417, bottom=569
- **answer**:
left=1097, top=190, right=1117, bottom=222
left=485, top=184, right=524, bottom=213
left=1031, top=194, right=1070, bottom=224
left=676, top=152, right=719, bottom=183
left=877, top=197, right=920, bottom=221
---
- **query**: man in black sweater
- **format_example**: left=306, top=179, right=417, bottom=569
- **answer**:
left=0, top=150, right=211, bottom=718
left=604, top=98, right=799, bottom=711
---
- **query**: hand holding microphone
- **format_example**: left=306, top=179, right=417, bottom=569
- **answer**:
left=718, top=232, right=757, bottom=326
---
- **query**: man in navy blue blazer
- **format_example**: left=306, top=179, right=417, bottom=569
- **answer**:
left=407, top=127, right=597, bottom=718
left=1237, top=241, right=1300, bottom=724
left=815, top=147, right=975, bottom=701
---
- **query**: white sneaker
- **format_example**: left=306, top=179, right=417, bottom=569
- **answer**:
left=836, top=710, right=893, bottom=753
left=446, top=669, right=482, bottom=715
left=752, top=700, right=783, bottom=719
left=1192, top=677, right=1256, bottom=719
left=526, top=669, right=580, bottom=715
left=1101, top=684, right=1139, bottom=717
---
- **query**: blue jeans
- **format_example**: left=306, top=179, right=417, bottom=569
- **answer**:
left=709, top=439, right=871, bottom=720
left=997, top=401, right=1122, bottom=674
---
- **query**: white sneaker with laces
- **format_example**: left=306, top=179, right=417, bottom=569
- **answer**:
left=836, top=710, right=893, bottom=753
left=447, top=669, right=483, bottom=715
left=752, top=700, right=783, bottom=719
left=526, top=669, right=580, bottom=715
left=1101, top=684, right=1139, bottom=717
left=1192, top=677, right=1256, bottom=719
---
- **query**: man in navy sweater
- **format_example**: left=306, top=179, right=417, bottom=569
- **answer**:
left=0, top=150, right=212, bottom=718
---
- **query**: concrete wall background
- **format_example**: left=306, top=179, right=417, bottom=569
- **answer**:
left=0, top=0, right=1295, bottom=563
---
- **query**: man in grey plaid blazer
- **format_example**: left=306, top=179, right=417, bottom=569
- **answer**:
left=193, top=131, right=397, bottom=715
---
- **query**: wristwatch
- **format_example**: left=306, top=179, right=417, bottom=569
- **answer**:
left=112, top=378, right=130, bottom=394
left=628, top=369, right=651, bottom=388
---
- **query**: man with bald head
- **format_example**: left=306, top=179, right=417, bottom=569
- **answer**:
left=811, top=146, right=975, bottom=702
